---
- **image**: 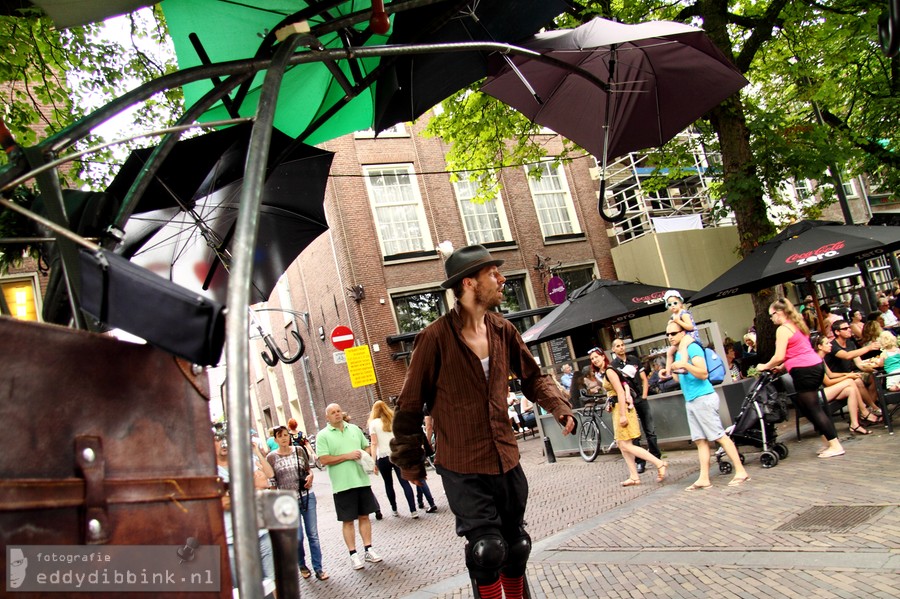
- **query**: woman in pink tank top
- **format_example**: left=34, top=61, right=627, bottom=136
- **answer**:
left=757, top=298, right=845, bottom=459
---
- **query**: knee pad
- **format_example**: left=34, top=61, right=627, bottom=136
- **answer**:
left=502, top=531, right=531, bottom=576
left=465, top=533, right=507, bottom=582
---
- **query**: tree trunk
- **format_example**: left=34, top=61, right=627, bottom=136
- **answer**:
left=699, top=1, right=779, bottom=362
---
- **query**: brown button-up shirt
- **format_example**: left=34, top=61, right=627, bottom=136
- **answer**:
left=396, top=304, right=573, bottom=476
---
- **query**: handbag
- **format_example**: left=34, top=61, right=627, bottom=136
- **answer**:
left=358, top=450, right=375, bottom=474
left=79, top=248, right=226, bottom=366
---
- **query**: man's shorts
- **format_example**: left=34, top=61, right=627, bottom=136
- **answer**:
left=333, top=486, right=379, bottom=522
left=685, top=392, right=726, bottom=442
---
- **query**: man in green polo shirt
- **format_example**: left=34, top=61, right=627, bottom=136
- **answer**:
left=317, top=403, right=383, bottom=571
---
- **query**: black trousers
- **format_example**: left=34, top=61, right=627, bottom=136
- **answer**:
left=436, top=463, right=529, bottom=582
left=436, top=463, right=528, bottom=540
left=632, top=397, right=661, bottom=464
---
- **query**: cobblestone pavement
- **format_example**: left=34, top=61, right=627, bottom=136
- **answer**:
left=285, top=415, right=900, bottom=599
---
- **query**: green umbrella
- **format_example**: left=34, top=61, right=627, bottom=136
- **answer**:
left=162, top=0, right=393, bottom=144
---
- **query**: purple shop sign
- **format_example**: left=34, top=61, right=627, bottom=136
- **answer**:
left=548, top=276, right=567, bottom=305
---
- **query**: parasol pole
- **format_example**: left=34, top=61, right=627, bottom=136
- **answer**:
left=807, top=273, right=827, bottom=335
left=597, top=45, right=625, bottom=222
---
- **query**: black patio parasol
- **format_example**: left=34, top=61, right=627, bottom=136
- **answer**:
left=522, top=279, right=695, bottom=344
left=688, top=220, right=900, bottom=309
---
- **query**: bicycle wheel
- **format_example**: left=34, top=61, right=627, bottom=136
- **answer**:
left=579, top=418, right=601, bottom=462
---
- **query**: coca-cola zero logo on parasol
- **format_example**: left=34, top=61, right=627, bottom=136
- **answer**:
left=631, top=291, right=665, bottom=305
left=785, top=241, right=844, bottom=266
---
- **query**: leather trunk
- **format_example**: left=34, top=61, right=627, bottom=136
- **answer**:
left=0, top=317, right=229, bottom=597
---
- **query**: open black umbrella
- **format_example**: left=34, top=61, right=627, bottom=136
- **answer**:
left=688, top=220, right=900, bottom=308
left=521, top=279, right=695, bottom=344
left=118, top=127, right=334, bottom=305
left=107, top=123, right=265, bottom=215
left=481, top=18, right=748, bottom=221
left=373, top=0, right=569, bottom=132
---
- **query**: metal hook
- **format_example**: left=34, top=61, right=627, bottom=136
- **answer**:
left=260, top=329, right=305, bottom=366
left=249, top=309, right=305, bottom=366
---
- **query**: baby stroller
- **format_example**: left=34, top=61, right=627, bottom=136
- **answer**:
left=716, top=371, right=791, bottom=472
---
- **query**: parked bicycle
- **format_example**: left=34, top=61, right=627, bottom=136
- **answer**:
left=577, top=394, right=617, bottom=462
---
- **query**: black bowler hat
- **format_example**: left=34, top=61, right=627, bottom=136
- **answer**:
left=441, top=244, right=504, bottom=289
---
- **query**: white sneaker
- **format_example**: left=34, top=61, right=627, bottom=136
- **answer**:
left=350, top=553, right=364, bottom=570
left=411, top=511, right=419, bottom=519
left=392, top=510, right=399, bottom=517
left=364, top=548, right=382, bottom=563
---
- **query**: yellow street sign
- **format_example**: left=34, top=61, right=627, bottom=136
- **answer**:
left=344, top=345, right=376, bottom=388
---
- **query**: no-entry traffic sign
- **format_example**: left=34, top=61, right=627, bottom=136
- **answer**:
left=330, top=326, right=355, bottom=351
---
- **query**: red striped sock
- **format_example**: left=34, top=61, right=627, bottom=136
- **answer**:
left=500, top=573, right=524, bottom=599
left=477, top=579, right=503, bottom=599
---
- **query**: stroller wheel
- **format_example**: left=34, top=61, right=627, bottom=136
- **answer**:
left=774, top=443, right=789, bottom=460
left=760, top=451, right=779, bottom=468
left=739, top=453, right=746, bottom=464
left=719, top=461, right=733, bottom=474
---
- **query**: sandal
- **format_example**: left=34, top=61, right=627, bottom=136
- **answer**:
left=684, top=482, right=711, bottom=491
left=727, top=475, right=751, bottom=487
left=861, top=410, right=883, bottom=424
left=621, top=478, right=641, bottom=487
left=315, top=571, right=330, bottom=581
left=850, top=424, right=872, bottom=435
left=818, top=448, right=846, bottom=459
left=299, top=566, right=311, bottom=579
left=656, top=461, right=669, bottom=483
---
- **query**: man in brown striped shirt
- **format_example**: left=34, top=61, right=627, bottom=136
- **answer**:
left=391, top=244, right=575, bottom=599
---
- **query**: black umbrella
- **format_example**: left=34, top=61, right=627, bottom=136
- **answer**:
left=373, top=0, right=569, bottom=132
left=119, top=127, right=334, bottom=305
left=521, top=279, right=696, bottom=344
left=107, top=123, right=263, bottom=214
left=688, top=220, right=900, bottom=309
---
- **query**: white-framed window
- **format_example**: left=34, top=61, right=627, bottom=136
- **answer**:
left=354, top=123, right=408, bottom=138
left=364, top=164, right=433, bottom=256
left=453, top=175, right=512, bottom=245
left=525, top=161, right=581, bottom=238
left=793, top=179, right=815, bottom=201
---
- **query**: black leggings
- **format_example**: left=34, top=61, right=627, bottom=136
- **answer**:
left=790, top=363, right=837, bottom=441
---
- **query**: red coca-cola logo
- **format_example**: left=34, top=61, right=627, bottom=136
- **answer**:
left=631, top=291, right=665, bottom=305
left=785, top=241, right=844, bottom=264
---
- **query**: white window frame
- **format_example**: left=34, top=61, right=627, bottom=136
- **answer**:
left=453, top=175, right=512, bottom=245
left=525, top=161, right=582, bottom=238
left=363, top=164, right=433, bottom=256
left=354, top=123, right=408, bottom=138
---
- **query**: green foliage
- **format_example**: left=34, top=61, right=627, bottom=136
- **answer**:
left=0, top=185, right=39, bottom=274
left=0, top=7, right=180, bottom=187
left=424, top=90, right=581, bottom=203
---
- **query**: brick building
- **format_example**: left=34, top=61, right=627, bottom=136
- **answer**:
left=247, top=118, right=620, bottom=435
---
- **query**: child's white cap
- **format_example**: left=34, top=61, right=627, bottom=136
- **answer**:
left=663, top=289, right=683, bottom=302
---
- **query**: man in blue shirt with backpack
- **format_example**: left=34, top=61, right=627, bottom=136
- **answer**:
left=662, top=321, right=749, bottom=491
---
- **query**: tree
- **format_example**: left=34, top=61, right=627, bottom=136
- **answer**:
left=426, top=0, right=898, bottom=359
left=0, top=6, right=178, bottom=273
